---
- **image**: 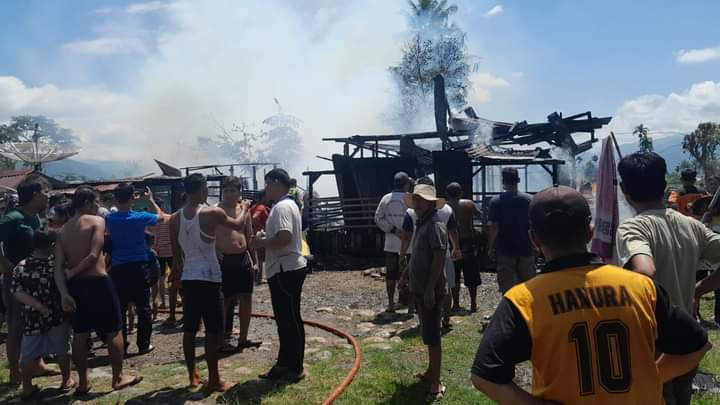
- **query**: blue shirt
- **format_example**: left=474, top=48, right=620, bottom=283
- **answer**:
left=106, top=211, right=158, bottom=266
left=488, top=191, right=532, bottom=257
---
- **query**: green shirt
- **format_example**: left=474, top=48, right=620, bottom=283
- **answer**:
left=0, top=209, right=41, bottom=266
left=409, top=210, right=448, bottom=296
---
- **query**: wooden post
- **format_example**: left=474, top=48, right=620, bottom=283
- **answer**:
left=610, top=132, right=623, bottom=160
left=252, top=165, right=258, bottom=191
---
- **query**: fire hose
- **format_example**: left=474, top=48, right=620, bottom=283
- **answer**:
left=156, top=308, right=361, bottom=405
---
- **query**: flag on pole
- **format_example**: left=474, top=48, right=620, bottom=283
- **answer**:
left=591, top=136, right=619, bottom=260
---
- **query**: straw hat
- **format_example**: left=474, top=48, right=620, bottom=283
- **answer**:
left=404, top=184, right=446, bottom=209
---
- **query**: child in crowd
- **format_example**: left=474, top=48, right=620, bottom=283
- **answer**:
left=11, top=231, right=74, bottom=400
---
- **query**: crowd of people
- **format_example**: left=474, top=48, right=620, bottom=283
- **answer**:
left=1, top=150, right=720, bottom=403
left=0, top=168, right=308, bottom=400
left=376, top=152, right=720, bottom=403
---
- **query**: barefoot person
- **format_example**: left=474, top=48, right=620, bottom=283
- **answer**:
left=217, top=176, right=261, bottom=353
left=251, top=168, right=308, bottom=382
left=445, top=182, right=482, bottom=312
left=55, top=186, right=141, bottom=396
left=0, top=175, right=55, bottom=386
left=11, top=231, right=74, bottom=400
left=169, top=173, right=249, bottom=393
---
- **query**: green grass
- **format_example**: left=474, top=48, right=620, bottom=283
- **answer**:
left=3, top=303, right=720, bottom=404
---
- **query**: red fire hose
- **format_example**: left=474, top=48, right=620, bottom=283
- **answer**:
left=156, top=309, right=361, bottom=404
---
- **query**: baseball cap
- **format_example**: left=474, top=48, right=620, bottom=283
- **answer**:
left=529, top=186, right=591, bottom=242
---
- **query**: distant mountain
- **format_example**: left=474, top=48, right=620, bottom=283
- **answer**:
left=583, top=133, right=687, bottom=172
left=42, top=159, right=144, bottom=181
left=619, top=134, right=686, bottom=171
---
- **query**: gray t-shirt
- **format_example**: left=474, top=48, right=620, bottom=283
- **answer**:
left=616, top=208, right=720, bottom=312
left=409, top=211, right=448, bottom=296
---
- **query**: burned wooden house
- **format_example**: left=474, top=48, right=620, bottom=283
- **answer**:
left=304, top=75, right=611, bottom=268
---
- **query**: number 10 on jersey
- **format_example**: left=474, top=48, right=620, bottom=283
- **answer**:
left=569, top=320, right=632, bottom=395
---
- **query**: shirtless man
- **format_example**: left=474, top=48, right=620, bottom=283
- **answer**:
left=445, top=183, right=482, bottom=312
left=169, top=173, right=249, bottom=393
left=216, top=176, right=260, bottom=353
left=54, top=186, right=141, bottom=396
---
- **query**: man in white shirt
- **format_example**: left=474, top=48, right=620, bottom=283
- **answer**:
left=251, top=168, right=308, bottom=383
left=375, top=172, right=412, bottom=312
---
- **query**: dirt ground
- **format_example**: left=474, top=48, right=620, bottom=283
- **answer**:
left=0, top=268, right=510, bottom=403
left=119, top=268, right=503, bottom=371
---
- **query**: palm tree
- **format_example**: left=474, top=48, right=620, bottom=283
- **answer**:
left=408, top=0, right=458, bottom=29
left=633, top=124, right=654, bottom=152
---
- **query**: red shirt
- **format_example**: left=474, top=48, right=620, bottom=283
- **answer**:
left=252, top=204, right=269, bottom=232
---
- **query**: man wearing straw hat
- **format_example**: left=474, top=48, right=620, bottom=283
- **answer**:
left=405, top=183, right=448, bottom=401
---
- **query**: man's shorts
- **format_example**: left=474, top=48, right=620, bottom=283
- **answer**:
left=385, top=253, right=401, bottom=281
left=68, top=275, right=122, bottom=336
left=182, top=280, right=224, bottom=335
left=2, top=275, right=23, bottom=338
left=496, top=255, right=536, bottom=293
left=453, top=239, right=482, bottom=288
left=220, top=253, right=254, bottom=297
left=20, top=322, right=71, bottom=364
left=415, top=293, right=443, bottom=346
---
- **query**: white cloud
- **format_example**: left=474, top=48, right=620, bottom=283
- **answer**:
left=467, top=72, right=510, bottom=104
left=0, top=76, right=138, bottom=158
left=91, top=7, right=114, bottom=15
left=484, top=5, right=503, bottom=17
left=608, top=81, right=720, bottom=142
left=63, top=37, right=148, bottom=55
left=127, top=1, right=172, bottom=14
left=676, top=46, right=720, bottom=64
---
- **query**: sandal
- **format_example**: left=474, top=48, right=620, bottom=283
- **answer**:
left=59, top=380, right=78, bottom=393
left=74, top=385, right=92, bottom=397
left=21, top=385, right=40, bottom=401
left=426, top=382, right=446, bottom=402
left=220, top=342, right=239, bottom=354
left=237, top=340, right=262, bottom=351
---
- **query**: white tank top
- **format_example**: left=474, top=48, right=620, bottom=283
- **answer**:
left=179, top=206, right=221, bottom=283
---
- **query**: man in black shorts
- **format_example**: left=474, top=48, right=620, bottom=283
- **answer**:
left=169, top=174, right=248, bottom=393
left=445, top=183, right=482, bottom=312
left=216, top=176, right=260, bottom=353
left=56, top=186, right=141, bottom=395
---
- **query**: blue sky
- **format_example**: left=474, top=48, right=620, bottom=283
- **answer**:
left=1, top=0, right=719, bottom=181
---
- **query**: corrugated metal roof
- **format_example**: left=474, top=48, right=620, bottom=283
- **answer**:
left=0, top=169, right=34, bottom=191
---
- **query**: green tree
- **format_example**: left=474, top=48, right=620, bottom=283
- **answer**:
left=259, top=99, right=303, bottom=170
left=683, top=122, right=720, bottom=177
left=2, top=115, right=78, bottom=146
left=389, top=0, right=470, bottom=130
left=633, top=124, right=653, bottom=152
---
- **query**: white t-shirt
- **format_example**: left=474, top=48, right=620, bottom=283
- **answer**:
left=265, top=197, right=307, bottom=279
left=374, top=192, right=408, bottom=253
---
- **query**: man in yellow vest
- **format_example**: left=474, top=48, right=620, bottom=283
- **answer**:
left=471, top=185, right=711, bottom=404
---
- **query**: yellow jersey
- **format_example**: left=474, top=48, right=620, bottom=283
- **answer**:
left=507, top=264, right=659, bottom=403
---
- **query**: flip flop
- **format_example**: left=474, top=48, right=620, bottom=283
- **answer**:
left=237, top=340, right=262, bottom=351
left=426, top=382, right=446, bottom=402
left=220, top=342, right=239, bottom=354
left=114, top=375, right=143, bottom=391
left=20, top=385, right=40, bottom=401
left=59, top=380, right=78, bottom=393
left=74, top=385, right=92, bottom=398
